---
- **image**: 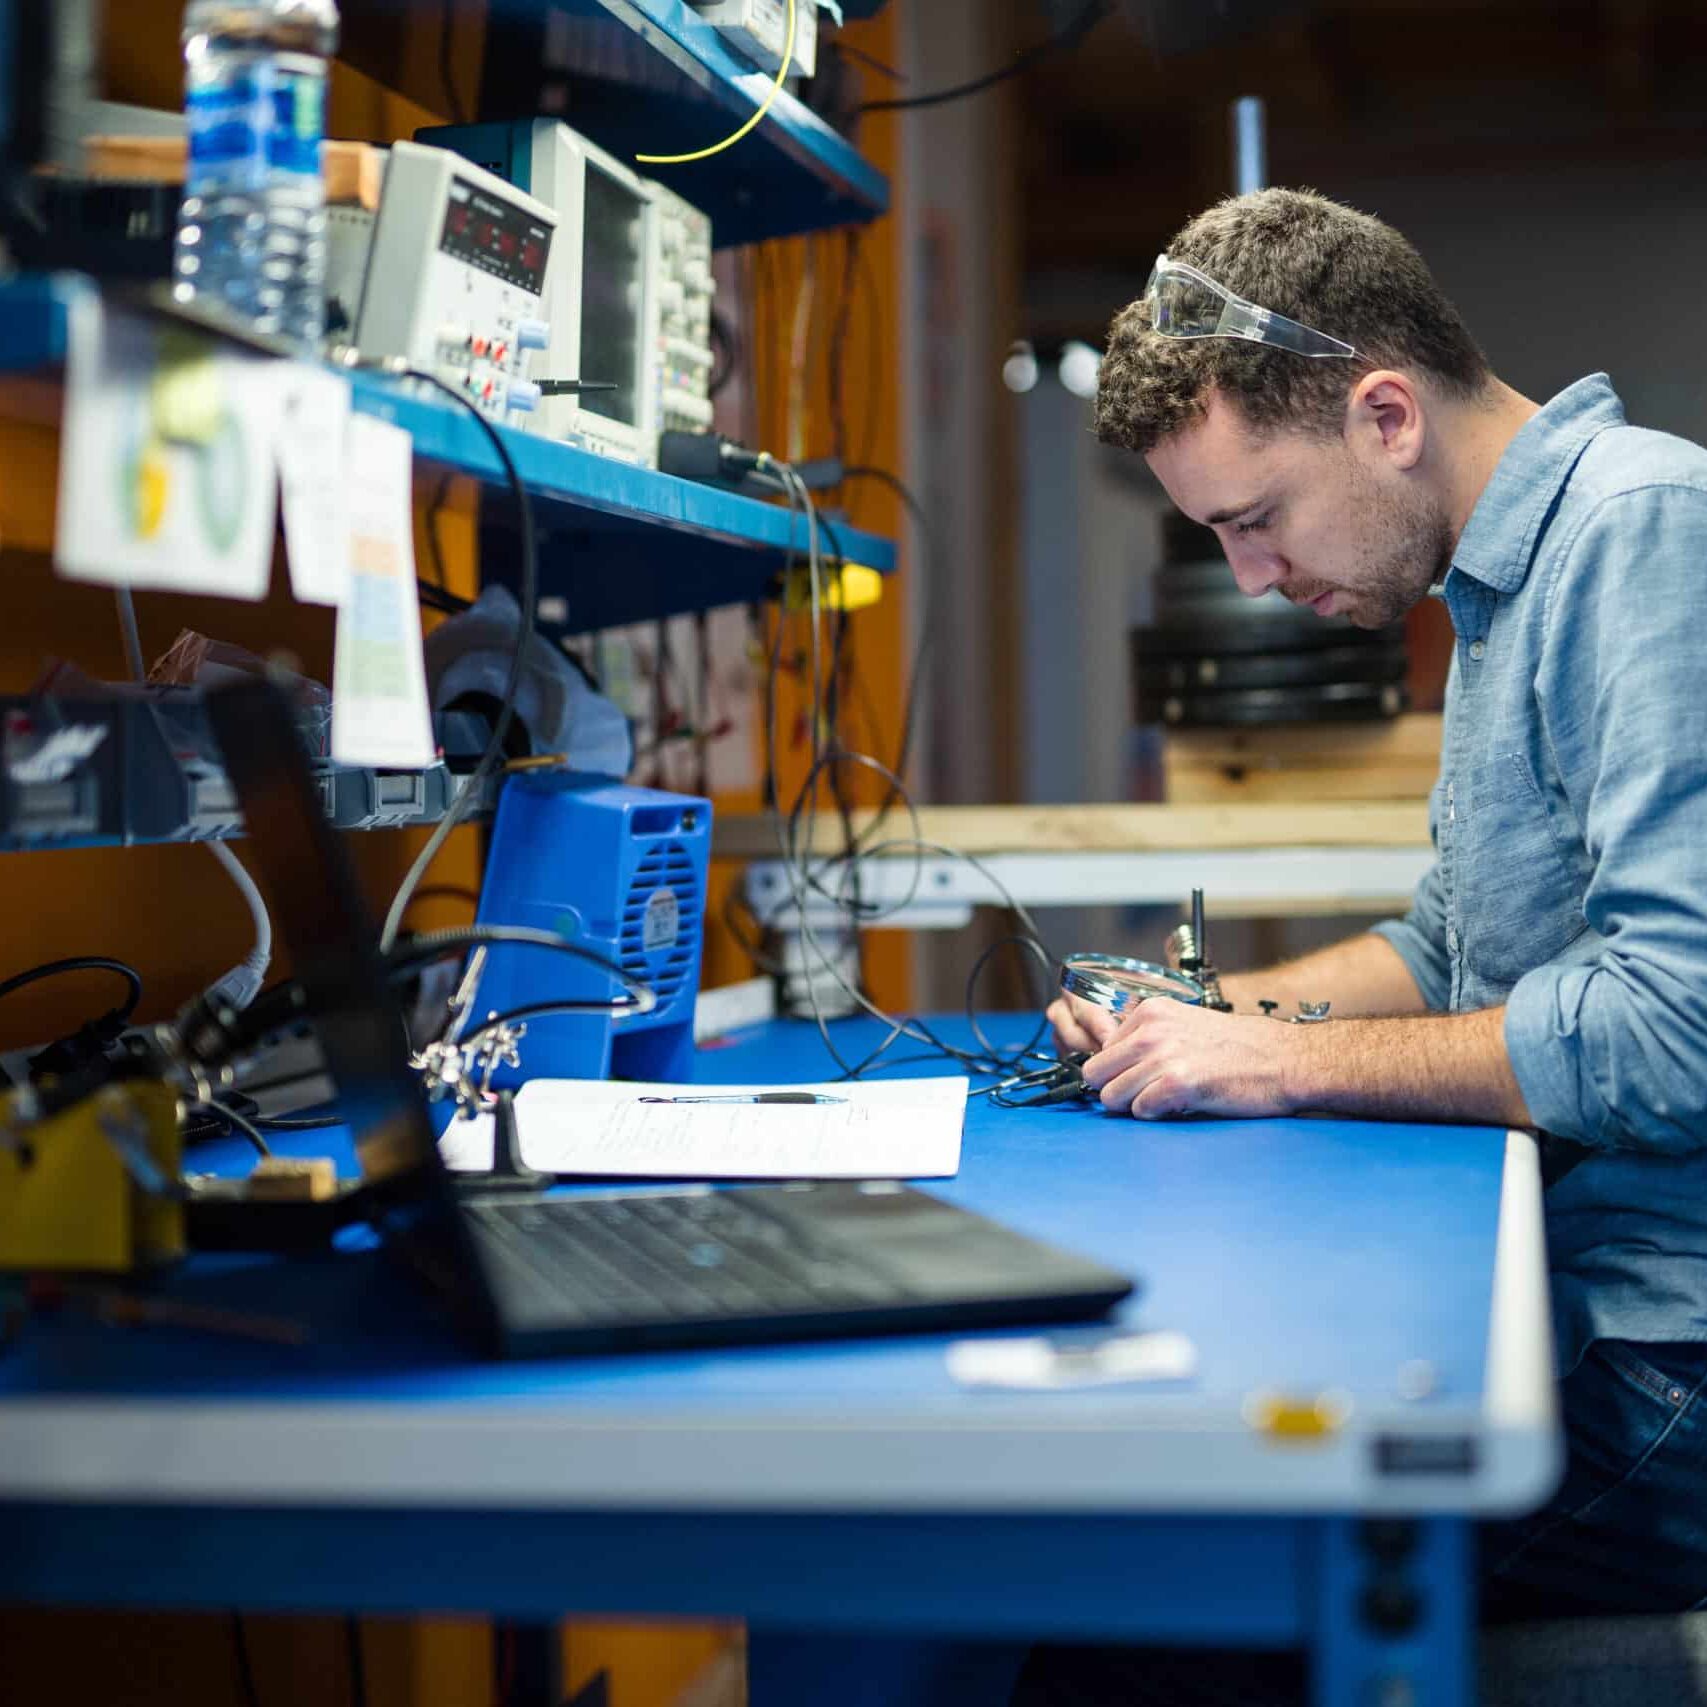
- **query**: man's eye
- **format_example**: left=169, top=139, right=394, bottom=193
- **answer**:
left=1235, top=512, right=1272, bottom=535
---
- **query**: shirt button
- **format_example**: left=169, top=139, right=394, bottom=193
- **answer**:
left=1469, top=639, right=1486, bottom=661
left=1447, top=926, right=1460, bottom=955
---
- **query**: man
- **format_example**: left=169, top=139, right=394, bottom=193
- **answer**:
left=1032, top=187, right=1707, bottom=1680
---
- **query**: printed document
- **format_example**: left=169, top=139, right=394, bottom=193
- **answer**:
left=439, top=1077, right=969, bottom=1180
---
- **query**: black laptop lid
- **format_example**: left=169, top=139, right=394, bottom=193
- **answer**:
left=206, top=676, right=503, bottom=1347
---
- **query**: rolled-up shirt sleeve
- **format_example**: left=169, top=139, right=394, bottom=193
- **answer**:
left=1371, top=840, right=1451, bottom=1013
left=1505, top=484, right=1707, bottom=1152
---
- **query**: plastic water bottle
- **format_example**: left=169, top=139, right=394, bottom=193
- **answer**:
left=172, top=0, right=341, bottom=348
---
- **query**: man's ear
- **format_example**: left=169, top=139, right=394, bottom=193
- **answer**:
left=1347, top=370, right=1424, bottom=471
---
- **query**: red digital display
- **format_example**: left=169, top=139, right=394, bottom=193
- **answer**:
left=440, top=182, right=552, bottom=294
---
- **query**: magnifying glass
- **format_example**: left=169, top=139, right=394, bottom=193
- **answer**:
left=1057, top=953, right=1209, bottom=1019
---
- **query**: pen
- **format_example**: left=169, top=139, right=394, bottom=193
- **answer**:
left=637, top=1092, right=848, bottom=1105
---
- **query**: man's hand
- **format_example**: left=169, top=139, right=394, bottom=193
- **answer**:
left=1080, top=1000, right=1533, bottom=1129
left=1081, top=1000, right=1298, bottom=1119
left=1046, top=991, right=1120, bottom=1057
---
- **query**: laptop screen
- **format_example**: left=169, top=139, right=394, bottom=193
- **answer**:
left=206, top=676, right=503, bottom=1348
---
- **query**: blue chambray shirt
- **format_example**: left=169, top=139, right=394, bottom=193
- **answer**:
left=1371, top=374, right=1707, bottom=1377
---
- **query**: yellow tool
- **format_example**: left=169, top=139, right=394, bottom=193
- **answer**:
left=780, top=562, right=885, bottom=614
left=0, top=1080, right=185, bottom=1273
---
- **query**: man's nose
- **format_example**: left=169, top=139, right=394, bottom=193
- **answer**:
left=1224, top=541, right=1287, bottom=599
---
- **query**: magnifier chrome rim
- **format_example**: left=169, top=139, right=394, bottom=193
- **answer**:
left=1059, top=953, right=1205, bottom=1014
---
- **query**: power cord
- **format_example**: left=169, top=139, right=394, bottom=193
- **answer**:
left=203, top=841, right=274, bottom=1011
left=856, top=0, right=1110, bottom=115
left=186, top=1097, right=273, bottom=1158
left=439, top=0, right=470, bottom=123
left=638, top=0, right=796, bottom=164
left=384, top=925, right=656, bottom=1019
left=346, top=1616, right=368, bottom=1707
left=230, top=1613, right=261, bottom=1707
left=0, top=956, right=144, bottom=1081
left=748, top=458, right=1058, bottom=1084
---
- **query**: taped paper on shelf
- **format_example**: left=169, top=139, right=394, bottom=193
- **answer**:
left=330, top=413, right=435, bottom=769
left=276, top=364, right=353, bottom=607
left=54, top=297, right=280, bottom=599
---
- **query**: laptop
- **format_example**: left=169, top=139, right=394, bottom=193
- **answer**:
left=206, top=677, right=1137, bottom=1359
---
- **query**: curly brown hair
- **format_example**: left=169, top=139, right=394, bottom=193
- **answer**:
left=1094, top=188, right=1491, bottom=454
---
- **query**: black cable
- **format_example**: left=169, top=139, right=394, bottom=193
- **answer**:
left=851, top=236, right=885, bottom=477
left=346, top=1615, right=368, bottom=1707
left=230, top=1613, right=261, bottom=1707
left=115, top=586, right=147, bottom=681
left=832, top=467, right=934, bottom=844
left=381, top=367, right=539, bottom=954
left=417, top=580, right=472, bottom=615
left=693, top=608, right=713, bottom=797
left=708, top=306, right=739, bottom=400
left=857, top=0, right=1110, bottom=115
left=764, top=478, right=1052, bottom=1082
left=650, top=616, right=671, bottom=788
left=440, top=0, right=470, bottom=123
left=0, top=956, right=142, bottom=1019
left=422, top=470, right=456, bottom=589
left=825, top=230, right=861, bottom=468
left=383, top=925, right=654, bottom=1015
left=190, top=1100, right=273, bottom=1159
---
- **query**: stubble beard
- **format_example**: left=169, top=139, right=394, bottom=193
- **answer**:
left=1338, top=459, right=1454, bottom=630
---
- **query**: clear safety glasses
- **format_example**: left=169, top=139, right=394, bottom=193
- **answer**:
left=1144, top=255, right=1361, bottom=361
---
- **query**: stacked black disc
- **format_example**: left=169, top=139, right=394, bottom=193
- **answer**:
left=1132, top=513, right=1408, bottom=727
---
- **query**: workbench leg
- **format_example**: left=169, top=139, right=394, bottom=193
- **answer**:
left=748, top=1633, right=1026, bottom=1707
left=1310, top=1518, right=1472, bottom=1707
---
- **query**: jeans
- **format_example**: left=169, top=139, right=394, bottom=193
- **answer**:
left=1010, top=1340, right=1707, bottom=1706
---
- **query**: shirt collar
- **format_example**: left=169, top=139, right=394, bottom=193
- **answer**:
left=1448, top=374, right=1627, bottom=594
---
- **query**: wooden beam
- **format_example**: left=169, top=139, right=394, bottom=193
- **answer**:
left=713, top=800, right=1431, bottom=859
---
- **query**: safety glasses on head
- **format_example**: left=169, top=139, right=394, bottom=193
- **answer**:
left=1144, top=255, right=1361, bottom=361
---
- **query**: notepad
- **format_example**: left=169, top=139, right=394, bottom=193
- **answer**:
left=438, top=1076, right=970, bottom=1180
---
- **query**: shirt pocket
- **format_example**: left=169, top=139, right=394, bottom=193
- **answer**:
left=1455, top=751, right=1587, bottom=989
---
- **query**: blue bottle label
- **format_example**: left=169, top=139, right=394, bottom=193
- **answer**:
left=186, top=58, right=324, bottom=181
left=186, top=67, right=265, bottom=174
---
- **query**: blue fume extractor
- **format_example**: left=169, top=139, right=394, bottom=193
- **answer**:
left=474, top=771, right=713, bottom=1085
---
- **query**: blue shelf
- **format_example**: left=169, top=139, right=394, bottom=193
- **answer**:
left=482, top=0, right=889, bottom=245
left=0, top=275, right=896, bottom=635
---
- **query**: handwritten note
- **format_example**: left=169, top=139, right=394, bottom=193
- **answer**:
left=330, top=413, right=435, bottom=768
left=439, top=1076, right=969, bottom=1180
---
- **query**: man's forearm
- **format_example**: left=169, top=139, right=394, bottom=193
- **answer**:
left=1286, top=1005, right=1533, bottom=1127
left=1219, top=929, right=1431, bottom=1019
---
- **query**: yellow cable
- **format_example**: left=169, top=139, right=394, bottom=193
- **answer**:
left=637, top=0, right=797, bottom=165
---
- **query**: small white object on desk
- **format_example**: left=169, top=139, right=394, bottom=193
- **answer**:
left=439, top=1075, right=968, bottom=1180
left=946, top=1330, right=1197, bottom=1391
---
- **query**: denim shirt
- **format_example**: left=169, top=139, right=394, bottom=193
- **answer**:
left=1371, top=374, right=1707, bottom=1376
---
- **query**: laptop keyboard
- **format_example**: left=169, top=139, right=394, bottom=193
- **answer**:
left=465, top=1191, right=918, bottom=1323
